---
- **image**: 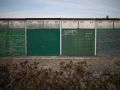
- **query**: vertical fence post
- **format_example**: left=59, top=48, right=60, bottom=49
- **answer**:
left=60, top=19, right=62, bottom=56
left=8, top=19, right=10, bottom=29
left=113, top=20, right=114, bottom=30
left=25, top=20, right=27, bottom=56
left=95, top=20, right=97, bottom=56
left=43, top=20, right=45, bottom=29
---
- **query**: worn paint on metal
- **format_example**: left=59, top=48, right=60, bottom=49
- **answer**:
left=62, top=29, right=95, bottom=56
left=0, top=29, right=25, bottom=56
left=97, top=29, right=120, bottom=56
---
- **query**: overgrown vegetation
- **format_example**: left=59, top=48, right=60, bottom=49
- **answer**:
left=0, top=60, right=120, bottom=90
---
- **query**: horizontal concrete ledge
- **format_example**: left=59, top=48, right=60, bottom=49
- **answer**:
left=0, top=56, right=119, bottom=60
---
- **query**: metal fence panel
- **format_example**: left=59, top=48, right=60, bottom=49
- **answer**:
left=97, top=29, right=120, bottom=56
left=0, top=29, right=25, bottom=56
left=27, top=29, right=60, bottom=56
left=62, top=29, right=95, bottom=56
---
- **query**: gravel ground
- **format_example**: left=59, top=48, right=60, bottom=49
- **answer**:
left=0, top=56, right=120, bottom=72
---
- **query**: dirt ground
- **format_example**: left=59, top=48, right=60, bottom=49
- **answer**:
left=0, top=56, right=120, bottom=73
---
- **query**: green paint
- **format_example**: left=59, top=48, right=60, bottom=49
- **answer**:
left=97, top=29, right=120, bottom=56
left=27, top=29, right=60, bottom=56
left=0, top=29, right=25, bottom=57
left=62, top=29, right=95, bottom=56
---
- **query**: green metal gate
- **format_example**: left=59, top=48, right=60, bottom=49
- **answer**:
left=27, top=29, right=60, bottom=56
left=97, top=29, right=120, bottom=56
left=62, top=29, right=95, bottom=56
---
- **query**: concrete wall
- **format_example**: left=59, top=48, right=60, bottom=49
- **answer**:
left=114, top=20, right=120, bottom=29
left=0, top=20, right=9, bottom=29
left=62, top=20, right=78, bottom=29
left=79, top=20, right=95, bottom=29
left=27, top=20, right=44, bottom=29
left=97, top=20, right=113, bottom=29
left=0, top=19, right=118, bottom=30
left=44, top=20, right=59, bottom=29
left=9, top=20, right=25, bottom=29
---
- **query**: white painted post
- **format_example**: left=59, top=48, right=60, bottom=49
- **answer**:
left=25, top=20, right=27, bottom=56
left=113, top=20, right=114, bottom=29
left=60, top=20, right=62, bottom=56
left=95, top=20, right=97, bottom=56
left=78, top=20, right=79, bottom=29
left=43, top=20, right=45, bottom=29
left=8, top=20, right=10, bottom=29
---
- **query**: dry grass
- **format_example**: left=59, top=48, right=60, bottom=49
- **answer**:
left=0, top=59, right=120, bottom=90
